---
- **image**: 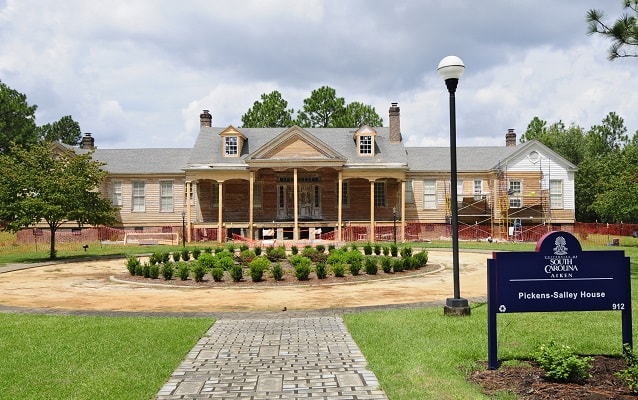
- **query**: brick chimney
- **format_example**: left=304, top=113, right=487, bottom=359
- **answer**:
left=505, top=128, right=516, bottom=147
left=200, top=109, right=212, bottom=127
left=389, top=103, right=401, bottom=143
left=80, top=133, right=95, bottom=150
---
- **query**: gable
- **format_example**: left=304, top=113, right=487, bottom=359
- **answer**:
left=247, top=126, right=345, bottom=161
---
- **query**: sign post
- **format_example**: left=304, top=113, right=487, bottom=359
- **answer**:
left=487, top=231, right=632, bottom=369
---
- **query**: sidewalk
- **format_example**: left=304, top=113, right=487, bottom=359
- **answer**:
left=156, top=313, right=388, bottom=399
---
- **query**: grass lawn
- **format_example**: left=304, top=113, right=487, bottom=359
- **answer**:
left=344, top=246, right=638, bottom=399
left=0, top=314, right=213, bottom=400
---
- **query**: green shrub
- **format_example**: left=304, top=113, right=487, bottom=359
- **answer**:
left=192, top=264, right=206, bottom=282
left=400, top=246, right=413, bottom=258
left=239, top=244, right=249, bottom=252
left=177, top=262, right=190, bottom=280
left=364, top=257, right=378, bottom=275
left=254, top=245, right=262, bottom=256
left=289, top=254, right=309, bottom=267
left=197, top=253, right=216, bottom=270
left=328, top=244, right=335, bottom=253
left=172, top=251, right=181, bottom=262
left=214, top=246, right=225, bottom=254
left=291, top=245, right=299, bottom=255
left=536, top=341, right=593, bottom=383
left=363, top=242, right=373, bottom=255
left=414, top=251, right=428, bottom=268
left=301, top=246, right=316, bottom=258
left=350, top=243, right=358, bottom=252
left=332, top=262, right=346, bottom=277
left=142, top=263, right=151, bottom=278
left=126, top=256, right=140, bottom=276
left=295, top=263, right=311, bottom=281
left=249, top=257, right=270, bottom=282
left=617, top=344, right=638, bottom=394
left=390, top=243, right=398, bottom=257
left=161, top=262, right=174, bottom=280
left=265, top=246, right=286, bottom=261
left=393, top=258, right=405, bottom=272
left=271, top=263, right=285, bottom=281
left=383, top=246, right=390, bottom=256
left=180, top=249, right=190, bottom=261
left=149, top=264, right=160, bottom=279
left=230, top=265, right=243, bottom=282
left=215, top=254, right=235, bottom=270
left=204, top=246, right=213, bottom=254
left=345, top=250, right=363, bottom=264
left=349, top=259, right=362, bottom=276
left=191, top=248, right=201, bottom=260
left=226, top=243, right=236, bottom=254
left=374, top=244, right=381, bottom=255
left=134, top=263, right=143, bottom=276
left=315, top=262, right=328, bottom=279
left=211, top=267, right=224, bottom=282
left=380, top=256, right=392, bottom=273
left=403, top=256, right=415, bottom=270
left=149, top=253, right=161, bottom=265
left=316, top=244, right=325, bottom=253
left=327, top=249, right=347, bottom=266
left=239, top=249, right=257, bottom=265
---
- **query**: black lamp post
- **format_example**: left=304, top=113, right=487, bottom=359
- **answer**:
left=438, top=55, right=470, bottom=316
left=181, top=211, right=186, bottom=248
left=392, top=207, right=397, bottom=245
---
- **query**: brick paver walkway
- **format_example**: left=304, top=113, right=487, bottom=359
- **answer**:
left=156, top=314, right=388, bottom=399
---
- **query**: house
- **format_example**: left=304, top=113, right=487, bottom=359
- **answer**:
left=83, top=103, right=576, bottom=244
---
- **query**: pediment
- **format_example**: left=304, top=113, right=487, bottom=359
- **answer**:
left=247, top=126, right=345, bottom=161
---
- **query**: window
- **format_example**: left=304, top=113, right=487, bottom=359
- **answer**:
left=314, top=185, right=320, bottom=207
left=211, top=183, right=219, bottom=207
left=160, top=181, right=173, bottom=212
left=341, top=181, right=349, bottom=206
left=111, top=181, right=122, bottom=207
left=374, top=181, right=386, bottom=207
left=457, top=180, right=464, bottom=205
left=359, top=135, right=372, bottom=154
left=473, top=180, right=483, bottom=200
left=253, top=183, right=262, bottom=208
left=278, top=186, right=285, bottom=208
left=405, top=180, right=415, bottom=203
left=422, top=180, right=436, bottom=209
left=225, top=136, right=238, bottom=156
left=550, top=179, right=563, bottom=209
left=509, top=180, right=522, bottom=208
left=132, top=181, right=145, bottom=212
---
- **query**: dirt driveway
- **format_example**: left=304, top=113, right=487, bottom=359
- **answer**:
left=0, top=250, right=490, bottom=312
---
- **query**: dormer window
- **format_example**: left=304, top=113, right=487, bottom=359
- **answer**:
left=354, top=125, right=377, bottom=156
left=225, top=136, right=238, bottom=156
left=219, top=126, right=246, bottom=158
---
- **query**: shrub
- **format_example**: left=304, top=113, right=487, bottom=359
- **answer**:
left=254, top=245, right=262, bottom=256
left=315, top=262, right=328, bottom=279
left=289, top=254, right=309, bottom=267
left=374, top=244, right=381, bottom=255
left=400, top=246, right=413, bottom=258
left=149, top=264, right=160, bottom=279
left=265, top=246, right=286, bottom=261
left=271, top=263, right=285, bottom=281
left=383, top=246, right=390, bottom=256
left=191, top=248, right=201, bottom=260
left=161, top=262, right=174, bottom=280
left=142, top=263, right=151, bottom=278
left=364, top=257, right=378, bottom=275
left=403, top=256, right=415, bottom=270
left=350, top=244, right=358, bottom=252
left=180, top=249, right=190, bottom=261
left=134, top=263, right=143, bottom=276
left=149, top=253, right=161, bottom=265
left=211, top=267, right=224, bottom=282
left=345, top=250, right=363, bottom=264
left=192, top=264, right=206, bottom=282
left=390, top=243, right=398, bottom=257
left=349, top=259, right=362, bottom=276
left=393, top=258, right=405, bottom=272
left=177, top=262, right=190, bottom=280
left=381, top=256, right=392, bottom=273
left=291, top=245, right=299, bottom=255
left=249, top=257, right=270, bottom=282
left=363, top=242, right=373, bottom=255
left=536, top=341, right=593, bottom=383
left=239, top=244, right=249, bottom=252
left=301, top=246, right=316, bottom=258
left=316, top=244, right=325, bottom=253
left=414, top=251, right=428, bottom=268
left=126, top=256, right=140, bottom=276
left=327, top=249, right=347, bottom=266
left=230, top=265, right=243, bottom=282
left=328, top=244, right=336, bottom=253
left=226, top=243, right=236, bottom=254
left=214, top=246, right=225, bottom=254
left=332, top=262, right=346, bottom=277
left=204, top=246, right=213, bottom=254
left=617, top=344, right=638, bottom=394
left=172, top=251, right=181, bottom=262
left=295, top=263, right=311, bottom=281
left=215, top=253, right=235, bottom=270
left=238, top=249, right=256, bottom=265
left=197, top=253, right=216, bottom=270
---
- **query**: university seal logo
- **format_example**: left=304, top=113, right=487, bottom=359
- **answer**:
left=553, top=236, right=568, bottom=256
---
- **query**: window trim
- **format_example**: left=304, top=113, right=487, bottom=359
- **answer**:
left=111, top=181, right=122, bottom=207
left=422, top=179, right=436, bottom=210
left=224, top=136, right=238, bottom=156
left=159, top=180, right=174, bottom=213
left=509, top=180, right=522, bottom=208
left=549, top=179, right=563, bottom=209
left=358, top=135, right=373, bottom=155
left=132, top=181, right=145, bottom=212
left=374, top=181, right=386, bottom=207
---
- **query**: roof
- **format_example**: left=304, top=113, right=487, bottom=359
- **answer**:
left=406, top=146, right=519, bottom=172
left=90, top=148, right=191, bottom=174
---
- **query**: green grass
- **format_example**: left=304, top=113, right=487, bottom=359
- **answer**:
left=344, top=246, right=638, bottom=399
left=0, top=314, right=213, bottom=400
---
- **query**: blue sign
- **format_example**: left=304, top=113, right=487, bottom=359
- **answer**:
left=487, top=231, right=632, bottom=369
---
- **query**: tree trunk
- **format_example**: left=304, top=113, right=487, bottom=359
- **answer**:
left=49, top=225, right=57, bottom=259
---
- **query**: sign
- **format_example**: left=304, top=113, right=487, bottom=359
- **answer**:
left=487, top=231, right=632, bottom=369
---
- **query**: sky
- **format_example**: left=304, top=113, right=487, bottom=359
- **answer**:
left=0, top=0, right=635, bottom=150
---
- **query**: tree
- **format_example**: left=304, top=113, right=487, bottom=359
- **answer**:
left=587, top=0, right=638, bottom=60
left=0, top=80, right=39, bottom=152
left=334, top=101, right=383, bottom=128
left=241, top=91, right=294, bottom=128
left=296, top=86, right=346, bottom=128
left=520, top=117, right=586, bottom=165
left=584, top=112, right=629, bottom=157
left=38, top=115, right=82, bottom=146
left=0, top=143, right=117, bottom=259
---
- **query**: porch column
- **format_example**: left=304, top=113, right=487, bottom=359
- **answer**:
left=401, top=180, right=406, bottom=242
left=218, top=181, right=223, bottom=243
left=186, top=181, right=192, bottom=243
left=337, top=172, right=343, bottom=242
left=370, top=180, right=375, bottom=240
left=249, top=171, right=254, bottom=240
left=293, top=168, right=299, bottom=241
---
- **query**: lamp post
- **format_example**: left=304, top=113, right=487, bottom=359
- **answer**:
left=438, top=55, right=470, bottom=316
left=392, top=207, right=397, bottom=245
left=181, top=211, right=186, bottom=248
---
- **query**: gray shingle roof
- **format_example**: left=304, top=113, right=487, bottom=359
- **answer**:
left=406, top=146, right=519, bottom=172
left=91, top=148, right=191, bottom=174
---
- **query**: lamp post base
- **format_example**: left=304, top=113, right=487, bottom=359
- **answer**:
left=444, top=297, right=471, bottom=316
